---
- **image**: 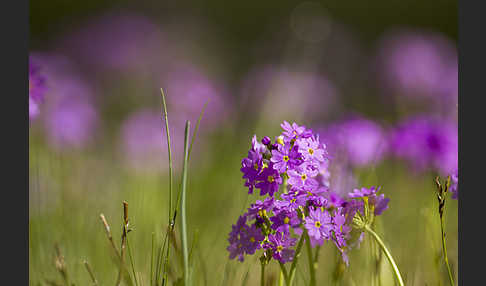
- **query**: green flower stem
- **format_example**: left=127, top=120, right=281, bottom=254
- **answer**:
left=440, top=208, right=455, bottom=286
left=260, top=261, right=266, bottom=286
left=288, top=231, right=306, bottom=286
left=365, top=225, right=404, bottom=286
left=180, top=122, right=191, bottom=286
left=279, top=261, right=289, bottom=286
left=304, top=233, right=316, bottom=286
left=278, top=268, right=284, bottom=286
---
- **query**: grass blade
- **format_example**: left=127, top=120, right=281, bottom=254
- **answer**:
left=180, top=121, right=191, bottom=286
left=188, top=100, right=208, bottom=161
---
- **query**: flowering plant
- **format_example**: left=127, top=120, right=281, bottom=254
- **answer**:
left=227, top=121, right=400, bottom=286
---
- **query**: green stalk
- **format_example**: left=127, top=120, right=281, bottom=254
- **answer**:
left=126, top=234, right=139, bottom=286
left=365, top=226, right=404, bottom=286
left=278, top=269, right=284, bottom=286
left=440, top=207, right=455, bottom=286
left=180, top=121, right=191, bottom=286
left=260, top=260, right=266, bottom=286
left=160, top=88, right=173, bottom=226
left=304, top=233, right=316, bottom=286
left=278, top=261, right=289, bottom=286
left=288, top=233, right=305, bottom=286
left=160, top=88, right=173, bottom=286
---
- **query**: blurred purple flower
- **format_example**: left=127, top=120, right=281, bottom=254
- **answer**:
left=162, top=64, right=231, bottom=131
left=45, top=96, right=98, bottom=150
left=390, top=115, right=457, bottom=175
left=450, top=170, right=458, bottom=200
left=376, top=30, right=457, bottom=101
left=119, top=109, right=184, bottom=174
left=29, top=58, right=47, bottom=120
left=317, top=116, right=388, bottom=168
left=59, top=11, right=166, bottom=72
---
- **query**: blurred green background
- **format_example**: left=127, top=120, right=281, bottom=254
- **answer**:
left=29, top=1, right=457, bottom=285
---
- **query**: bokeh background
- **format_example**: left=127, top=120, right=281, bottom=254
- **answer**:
left=29, top=0, right=458, bottom=285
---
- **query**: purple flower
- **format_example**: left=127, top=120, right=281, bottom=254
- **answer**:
left=163, top=64, right=231, bottom=131
left=376, top=29, right=457, bottom=100
left=242, top=224, right=265, bottom=255
left=288, top=165, right=319, bottom=192
left=317, top=117, right=388, bottom=167
left=241, top=150, right=263, bottom=194
left=246, top=197, right=275, bottom=220
left=59, top=11, right=166, bottom=72
left=262, top=136, right=271, bottom=145
left=297, top=137, right=326, bottom=163
left=265, top=232, right=297, bottom=263
left=270, top=143, right=300, bottom=173
left=274, top=191, right=307, bottom=212
left=255, top=164, right=282, bottom=197
left=450, top=170, right=458, bottom=200
left=252, top=135, right=268, bottom=154
left=120, top=109, right=185, bottom=174
left=29, top=58, right=47, bottom=120
left=227, top=216, right=249, bottom=262
left=44, top=96, right=99, bottom=150
left=348, top=186, right=389, bottom=216
left=281, top=121, right=312, bottom=142
left=390, top=115, right=457, bottom=175
left=331, top=209, right=351, bottom=249
left=270, top=210, right=300, bottom=234
left=304, top=207, right=332, bottom=241
left=370, top=194, right=390, bottom=216
left=349, top=186, right=380, bottom=198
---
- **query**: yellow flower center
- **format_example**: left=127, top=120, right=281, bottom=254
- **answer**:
left=268, top=175, right=275, bottom=183
left=283, top=155, right=290, bottom=162
left=291, top=198, right=296, bottom=203
left=238, top=243, right=243, bottom=248
left=284, top=217, right=290, bottom=224
left=250, top=237, right=255, bottom=243
left=254, top=163, right=259, bottom=170
left=315, top=221, right=321, bottom=228
left=258, top=209, right=267, bottom=218
left=276, top=245, right=283, bottom=252
left=301, top=174, right=307, bottom=181
left=307, top=192, right=313, bottom=196
left=308, top=148, right=314, bottom=155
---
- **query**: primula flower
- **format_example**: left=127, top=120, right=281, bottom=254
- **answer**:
left=271, top=143, right=300, bottom=173
left=231, top=121, right=389, bottom=267
left=297, top=136, right=326, bottom=162
left=274, top=191, right=307, bottom=212
left=246, top=197, right=275, bottom=220
left=288, top=166, right=319, bottom=191
left=304, top=207, right=332, bottom=241
left=241, top=150, right=263, bottom=194
left=270, top=210, right=300, bottom=234
left=255, top=163, right=282, bottom=197
left=242, top=224, right=265, bottom=255
left=281, top=121, right=312, bottom=142
left=265, top=232, right=297, bottom=263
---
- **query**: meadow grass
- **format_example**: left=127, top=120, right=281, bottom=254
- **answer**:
left=29, top=102, right=457, bottom=286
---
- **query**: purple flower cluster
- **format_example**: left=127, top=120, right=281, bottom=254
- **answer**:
left=228, top=122, right=390, bottom=265
left=29, top=58, right=47, bottom=121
